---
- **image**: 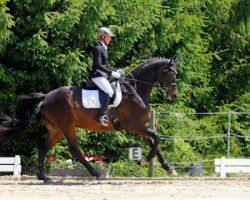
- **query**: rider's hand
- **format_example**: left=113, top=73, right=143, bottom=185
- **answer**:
left=116, top=69, right=125, bottom=76
left=111, top=71, right=121, bottom=79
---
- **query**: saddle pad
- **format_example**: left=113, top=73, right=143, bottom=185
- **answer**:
left=82, top=90, right=101, bottom=108
left=82, top=83, right=122, bottom=109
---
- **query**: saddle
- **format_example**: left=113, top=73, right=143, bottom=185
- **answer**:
left=81, top=79, right=122, bottom=109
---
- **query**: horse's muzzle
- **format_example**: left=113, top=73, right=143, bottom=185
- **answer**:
left=168, top=91, right=178, bottom=100
left=165, top=86, right=178, bottom=100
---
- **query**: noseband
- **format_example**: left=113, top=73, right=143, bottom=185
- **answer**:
left=162, top=62, right=177, bottom=86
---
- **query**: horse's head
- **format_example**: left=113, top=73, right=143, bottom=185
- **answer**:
left=128, top=56, right=179, bottom=100
left=156, top=55, right=179, bottom=100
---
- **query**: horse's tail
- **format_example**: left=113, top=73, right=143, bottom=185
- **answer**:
left=0, top=92, right=46, bottom=141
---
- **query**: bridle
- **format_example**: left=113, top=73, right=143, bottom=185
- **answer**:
left=123, top=66, right=177, bottom=93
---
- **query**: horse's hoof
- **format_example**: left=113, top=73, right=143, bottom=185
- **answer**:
left=96, top=173, right=106, bottom=180
left=44, top=178, right=54, bottom=184
left=38, top=175, right=54, bottom=184
left=168, top=168, right=178, bottom=176
left=140, top=156, right=148, bottom=166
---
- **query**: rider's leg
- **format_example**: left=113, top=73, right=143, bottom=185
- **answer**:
left=97, top=93, right=110, bottom=126
left=91, top=77, right=114, bottom=97
left=91, top=77, right=114, bottom=126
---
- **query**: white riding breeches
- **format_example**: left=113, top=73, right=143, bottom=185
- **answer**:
left=91, top=77, right=114, bottom=98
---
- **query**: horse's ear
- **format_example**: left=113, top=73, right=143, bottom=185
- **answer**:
left=170, top=54, right=180, bottom=64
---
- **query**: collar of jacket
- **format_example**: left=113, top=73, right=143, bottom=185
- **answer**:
left=99, top=40, right=107, bottom=51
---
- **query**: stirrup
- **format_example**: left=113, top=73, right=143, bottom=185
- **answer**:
left=97, top=115, right=109, bottom=126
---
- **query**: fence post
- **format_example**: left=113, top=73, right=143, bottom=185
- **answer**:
left=220, top=157, right=226, bottom=178
left=14, top=155, right=21, bottom=176
left=227, top=110, right=231, bottom=158
left=149, top=110, right=156, bottom=177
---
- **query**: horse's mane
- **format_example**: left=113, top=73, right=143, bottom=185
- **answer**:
left=121, top=57, right=170, bottom=95
left=131, top=57, right=169, bottom=74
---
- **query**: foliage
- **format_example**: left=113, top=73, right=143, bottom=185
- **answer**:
left=0, top=0, right=249, bottom=176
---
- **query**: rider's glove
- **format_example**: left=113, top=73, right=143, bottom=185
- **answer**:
left=116, top=69, right=125, bottom=76
left=111, top=71, right=121, bottom=79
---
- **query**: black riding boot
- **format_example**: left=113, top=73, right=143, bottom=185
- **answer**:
left=97, top=94, right=111, bottom=126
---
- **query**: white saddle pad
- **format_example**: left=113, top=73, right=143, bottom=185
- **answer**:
left=82, top=83, right=122, bottom=109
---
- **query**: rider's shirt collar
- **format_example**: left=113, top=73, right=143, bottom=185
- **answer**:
left=99, top=40, right=107, bottom=51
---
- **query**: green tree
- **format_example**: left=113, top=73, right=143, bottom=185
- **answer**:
left=0, top=0, right=249, bottom=176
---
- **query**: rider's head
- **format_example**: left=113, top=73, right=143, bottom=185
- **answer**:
left=98, top=27, right=114, bottom=45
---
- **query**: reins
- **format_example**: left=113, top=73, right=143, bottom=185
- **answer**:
left=118, top=58, right=178, bottom=94
left=122, top=66, right=177, bottom=92
left=121, top=73, right=155, bottom=94
left=124, top=73, right=155, bottom=87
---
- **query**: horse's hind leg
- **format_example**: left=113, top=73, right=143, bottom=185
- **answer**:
left=37, top=122, right=63, bottom=182
left=63, top=130, right=101, bottom=179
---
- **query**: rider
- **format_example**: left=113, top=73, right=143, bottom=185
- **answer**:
left=90, top=27, right=121, bottom=127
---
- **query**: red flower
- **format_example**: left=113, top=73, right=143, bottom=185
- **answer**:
left=48, top=156, right=56, bottom=161
left=92, top=156, right=100, bottom=161
left=82, top=154, right=88, bottom=159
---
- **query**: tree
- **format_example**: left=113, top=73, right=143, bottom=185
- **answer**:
left=0, top=0, right=249, bottom=175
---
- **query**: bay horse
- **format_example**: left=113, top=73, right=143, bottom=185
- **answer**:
left=0, top=56, right=179, bottom=182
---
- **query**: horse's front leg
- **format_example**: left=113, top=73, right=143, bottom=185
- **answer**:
left=155, top=148, right=178, bottom=176
left=138, top=127, right=177, bottom=176
left=134, top=126, right=160, bottom=163
left=145, top=127, right=161, bottom=161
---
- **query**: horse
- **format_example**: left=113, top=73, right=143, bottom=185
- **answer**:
left=0, top=56, right=179, bottom=182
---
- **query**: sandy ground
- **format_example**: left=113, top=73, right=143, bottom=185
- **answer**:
left=0, top=176, right=249, bottom=200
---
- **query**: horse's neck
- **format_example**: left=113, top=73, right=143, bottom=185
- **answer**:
left=129, top=59, right=166, bottom=108
left=132, top=71, right=155, bottom=109
left=136, top=84, right=153, bottom=110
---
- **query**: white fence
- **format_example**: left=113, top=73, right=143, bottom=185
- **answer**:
left=215, top=157, right=250, bottom=178
left=0, top=155, right=22, bottom=176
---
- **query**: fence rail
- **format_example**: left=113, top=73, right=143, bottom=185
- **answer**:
left=148, top=110, right=250, bottom=177
left=155, top=110, right=250, bottom=158
left=157, top=111, right=250, bottom=115
left=215, top=157, right=250, bottom=178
